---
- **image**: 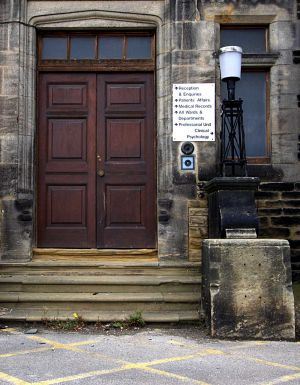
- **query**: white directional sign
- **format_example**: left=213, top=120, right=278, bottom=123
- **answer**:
left=173, top=83, right=215, bottom=141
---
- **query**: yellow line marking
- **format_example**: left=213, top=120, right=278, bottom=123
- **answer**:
left=0, top=328, right=18, bottom=334
left=22, top=334, right=298, bottom=385
left=24, top=337, right=220, bottom=385
left=30, top=361, right=214, bottom=385
left=246, top=357, right=300, bottom=372
left=142, top=366, right=211, bottom=385
left=28, top=336, right=127, bottom=365
left=168, top=339, right=268, bottom=352
left=31, top=367, right=129, bottom=385
left=28, top=336, right=98, bottom=348
left=257, top=372, right=300, bottom=385
left=0, top=371, right=31, bottom=385
left=168, top=340, right=300, bottom=371
left=0, top=347, right=51, bottom=358
left=0, top=336, right=100, bottom=359
left=137, top=348, right=224, bottom=367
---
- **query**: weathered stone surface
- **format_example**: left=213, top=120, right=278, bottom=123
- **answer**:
left=169, top=0, right=200, bottom=22
left=272, top=133, right=299, bottom=164
left=0, top=0, right=299, bottom=263
left=202, top=239, right=295, bottom=340
left=0, top=198, right=32, bottom=261
left=270, top=21, right=296, bottom=51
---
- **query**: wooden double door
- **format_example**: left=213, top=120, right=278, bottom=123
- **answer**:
left=37, top=73, right=156, bottom=248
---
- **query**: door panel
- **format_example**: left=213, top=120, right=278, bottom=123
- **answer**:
left=38, top=72, right=156, bottom=249
left=97, top=73, right=156, bottom=248
left=38, top=73, right=96, bottom=247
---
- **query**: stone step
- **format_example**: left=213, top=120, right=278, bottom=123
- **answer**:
left=32, top=248, right=158, bottom=258
left=0, top=274, right=201, bottom=294
left=0, top=261, right=201, bottom=323
left=0, top=308, right=200, bottom=322
left=1, top=302, right=199, bottom=313
left=0, top=291, right=200, bottom=303
left=0, top=274, right=201, bottom=285
left=0, top=263, right=200, bottom=277
left=0, top=283, right=201, bottom=293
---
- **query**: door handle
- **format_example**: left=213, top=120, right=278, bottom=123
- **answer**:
left=98, top=170, right=105, bottom=177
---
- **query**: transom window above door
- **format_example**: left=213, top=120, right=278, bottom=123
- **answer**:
left=38, top=32, right=155, bottom=71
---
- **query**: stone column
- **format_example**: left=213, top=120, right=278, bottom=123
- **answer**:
left=159, top=0, right=217, bottom=260
left=0, top=0, right=33, bottom=261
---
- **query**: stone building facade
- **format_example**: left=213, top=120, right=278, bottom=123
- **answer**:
left=0, top=0, right=299, bottom=274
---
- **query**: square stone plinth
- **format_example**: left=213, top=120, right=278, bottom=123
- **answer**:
left=202, top=239, right=295, bottom=340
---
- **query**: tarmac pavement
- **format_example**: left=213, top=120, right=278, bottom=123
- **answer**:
left=0, top=325, right=300, bottom=385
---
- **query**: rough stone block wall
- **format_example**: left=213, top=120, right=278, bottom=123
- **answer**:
left=188, top=199, right=208, bottom=262
left=256, top=182, right=300, bottom=281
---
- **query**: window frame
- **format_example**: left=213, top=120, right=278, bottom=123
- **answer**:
left=38, top=31, right=156, bottom=72
left=220, top=25, right=272, bottom=164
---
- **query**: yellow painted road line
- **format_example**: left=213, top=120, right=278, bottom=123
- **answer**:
left=245, top=357, right=300, bottom=372
left=257, top=371, right=300, bottom=385
left=31, top=367, right=129, bottom=385
left=0, top=346, right=51, bottom=358
left=30, top=364, right=213, bottom=385
left=28, top=335, right=126, bottom=365
left=142, top=366, right=212, bottom=385
left=29, top=336, right=224, bottom=368
left=0, top=371, right=31, bottom=385
left=168, top=339, right=268, bottom=352
left=28, top=336, right=96, bottom=348
left=138, top=348, right=224, bottom=367
left=0, top=328, right=18, bottom=334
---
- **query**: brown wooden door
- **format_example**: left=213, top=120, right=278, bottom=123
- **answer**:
left=37, top=72, right=156, bottom=249
left=97, top=73, right=156, bottom=248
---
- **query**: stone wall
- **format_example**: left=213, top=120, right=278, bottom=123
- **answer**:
left=188, top=199, right=208, bottom=262
left=0, top=0, right=299, bottom=262
left=256, top=182, right=300, bottom=281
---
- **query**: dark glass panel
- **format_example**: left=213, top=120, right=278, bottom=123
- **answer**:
left=99, top=37, right=123, bottom=59
left=221, top=72, right=267, bottom=157
left=42, top=37, right=68, bottom=60
left=220, top=28, right=266, bottom=53
left=70, top=37, right=95, bottom=59
left=127, top=37, right=152, bottom=59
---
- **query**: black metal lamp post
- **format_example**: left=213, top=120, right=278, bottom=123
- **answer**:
left=219, top=46, right=247, bottom=177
